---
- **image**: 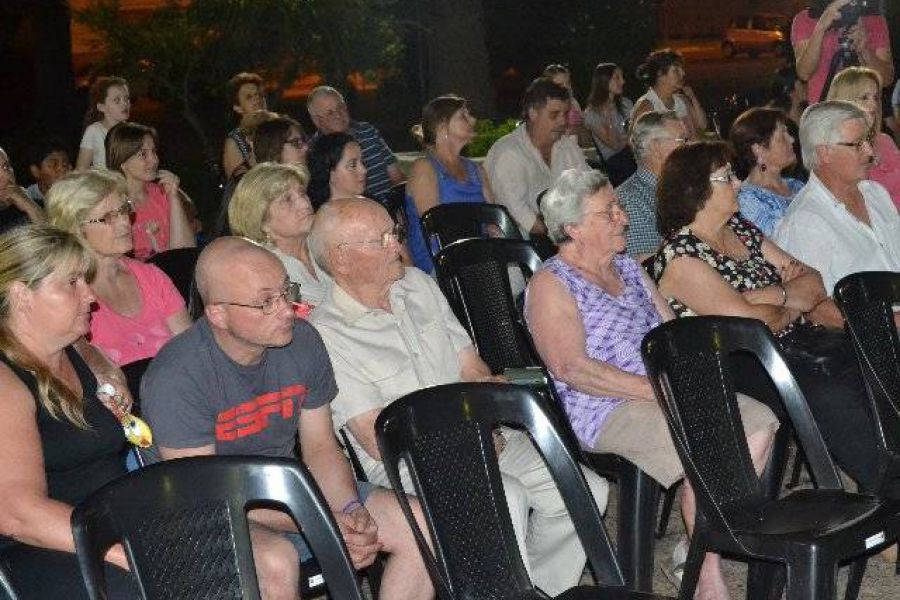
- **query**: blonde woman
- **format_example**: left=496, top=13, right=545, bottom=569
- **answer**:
left=228, top=162, right=331, bottom=306
left=0, top=225, right=138, bottom=598
left=827, top=66, right=900, bottom=208
left=48, top=170, right=190, bottom=367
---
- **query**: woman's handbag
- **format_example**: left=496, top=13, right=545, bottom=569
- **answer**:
left=778, top=321, right=858, bottom=378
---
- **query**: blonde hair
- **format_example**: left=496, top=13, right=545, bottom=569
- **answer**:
left=827, top=66, right=883, bottom=134
left=46, top=169, right=128, bottom=245
left=0, top=225, right=96, bottom=428
left=228, top=162, right=310, bottom=243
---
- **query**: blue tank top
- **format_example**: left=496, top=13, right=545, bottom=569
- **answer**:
left=405, top=155, right=486, bottom=272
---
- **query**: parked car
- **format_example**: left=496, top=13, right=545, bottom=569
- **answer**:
left=722, top=14, right=789, bottom=58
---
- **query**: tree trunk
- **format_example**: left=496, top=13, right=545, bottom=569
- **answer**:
left=419, top=0, right=495, bottom=117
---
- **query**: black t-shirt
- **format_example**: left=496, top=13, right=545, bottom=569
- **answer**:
left=0, top=347, right=127, bottom=506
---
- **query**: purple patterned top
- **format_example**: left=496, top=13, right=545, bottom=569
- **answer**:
left=537, top=254, right=662, bottom=447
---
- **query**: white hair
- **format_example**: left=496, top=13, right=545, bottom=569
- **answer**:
left=630, top=110, right=681, bottom=162
left=306, top=86, right=344, bottom=110
left=799, top=100, right=867, bottom=172
left=542, top=169, right=610, bottom=244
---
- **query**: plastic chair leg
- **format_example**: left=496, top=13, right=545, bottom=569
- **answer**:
left=677, top=533, right=706, bottom=600
left=616, top=462, right=660, bottom=592
left=655, top=482, right=681, bottom=539
left=785, top=551, right=837, bottom=600
left=842, top=557, right=865, bottom=600
left=786, top=445, right=807, bottom=490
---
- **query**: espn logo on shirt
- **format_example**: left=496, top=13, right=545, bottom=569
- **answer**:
left=215, top=385, right=307, bottom=441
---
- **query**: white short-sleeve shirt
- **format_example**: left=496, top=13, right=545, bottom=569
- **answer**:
left=773, top=172, right=900, bottom=294
left=79, top=122, right=109, bottom=169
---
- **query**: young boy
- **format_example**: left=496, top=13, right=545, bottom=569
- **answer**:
left=26, top=136, right=72, bottom=206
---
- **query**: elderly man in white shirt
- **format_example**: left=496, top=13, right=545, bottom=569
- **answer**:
left=308, top=196, right=609, bottom=597
left=485, top=77, right=589, bottom=237
left=774, top=100, right=900, bottom=295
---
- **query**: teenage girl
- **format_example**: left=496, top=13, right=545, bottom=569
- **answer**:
left=76, top=76, right=131, bottom=170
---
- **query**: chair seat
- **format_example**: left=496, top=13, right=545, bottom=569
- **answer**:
left=556, top=584, right=673, bottom=599
left=732, top=489, right=883, bottom=538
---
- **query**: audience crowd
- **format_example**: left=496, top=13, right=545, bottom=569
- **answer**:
left=0, top=7, right=898, bottom=595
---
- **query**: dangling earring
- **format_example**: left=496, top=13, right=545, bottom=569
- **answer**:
left=759, top=162, right=767, bottom=172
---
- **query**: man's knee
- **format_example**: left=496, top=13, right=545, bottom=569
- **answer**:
left=250, top=525, right=300, bottom=598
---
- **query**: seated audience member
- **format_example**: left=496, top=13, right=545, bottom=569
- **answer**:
left=222, top=72, right=267, bottom=180
left=827, top=66, right=900, bottom=207
left=583, top=62, right=637, bottom=186
left=405, top=94, right=495, bottom=273
left=650, top=140, right=882, bottom=496
left=308, top=196, right=609, bottom=596
left=632, top=49, right=708, bottom=140
left=76, top=76, right=130, bottom=170
left=485, top=77, right=589, bottom=237
left=526, top=169, right=777, bottom=600
left=307, top=133, right=367, bottom=210
left=774, top=100, right=900, bottom=294
left=729, top=108, right=804, bottom=236
left=212, top=112, right=301, bottom=238
left=253, top=116, right=310, bottom=166
left=107, top=122, right=196, bottom=260
left=542, top=64, right=588, bottom=143
left=306, top=86, right=404, bottom=204
left=766, top=66, right=809, bottom=181
left=0, top=225, right=139, bottom=598
left=47, top=170, right=190, bottom=367
left=615, top=111, right=685, bottom=258
left=228, top=163, right=331, bottom=307
left=792, top=0, right=893, bottom=104
left=25, top=136, right=72, bottom=206
left=141, top=237, right=432, bottom=600
left=0, top=147, right=45, bottom=234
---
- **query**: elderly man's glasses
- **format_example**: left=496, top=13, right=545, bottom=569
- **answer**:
left=338, top=223, right=406, bottom=249
left=314, top=104, right=347, bottom=120
left=215, top=280, right=301, bottom=315
left=709, top=169, right=738, bottom=185
left=82, top=200, right=134, bottom=226
left=833, top=136, right=874, bottom=153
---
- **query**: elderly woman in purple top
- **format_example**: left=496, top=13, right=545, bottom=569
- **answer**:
left=525, top=169, right=778, bottom=600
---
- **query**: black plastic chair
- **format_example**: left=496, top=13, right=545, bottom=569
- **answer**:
left=0, top=563, right=17, bottom=600
left=375, top=382, right=672, bottom=599
left=71, top=456, right=364, bottom=600
left=641, top=316, right=900, bottom=600
left=147, top=246, right=201, bottom=305
left=385, top=182, right=408, bottom=229
left=434, top=237, right=667, bottom=592
left=419, top=202, right=521, bottom=262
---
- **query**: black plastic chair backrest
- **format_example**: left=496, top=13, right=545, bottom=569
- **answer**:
left=434, top=238, right=543, bottom=374
left=834, top=272, right=900, bottom=491
left=147, top=247, right=201, bottom=304
left=375, top=383, right=624, bottom=598
left=420, top=202, right=521, bottom=261
left=72, top=456, right=363, bottom=600
left=641, top=317, right=842, bottom=540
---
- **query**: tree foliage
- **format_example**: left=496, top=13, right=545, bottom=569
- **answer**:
left=76, top=0, right=403, bottom=162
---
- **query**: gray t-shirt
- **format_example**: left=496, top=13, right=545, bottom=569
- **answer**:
left=141, top=318, right=337, bottom=458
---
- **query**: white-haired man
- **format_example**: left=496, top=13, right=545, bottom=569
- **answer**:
left=308, top=197, right=609, bottom=596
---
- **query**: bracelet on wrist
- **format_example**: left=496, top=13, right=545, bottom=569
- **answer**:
left=340, top=498, right=363, bottom=515
left=778, top=284, right=788, bottom=307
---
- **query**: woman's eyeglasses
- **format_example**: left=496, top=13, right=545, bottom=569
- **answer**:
left=81, top=200, right=134, bottom=226
left=284, top=136, right=309, bottom=151
left=709, top=170, right=738, bottom=185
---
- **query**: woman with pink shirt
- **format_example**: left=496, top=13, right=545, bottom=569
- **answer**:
left=47, top=170, right=191, bottom=367
left=106, top=122, right=196, bottom=260
left=792, top=0, right=893, bottom=104
left=828, top=66, right=900, bottom=208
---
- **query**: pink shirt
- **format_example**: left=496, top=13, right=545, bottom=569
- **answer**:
left=791, top=11, right=890, bottom=104
left=132, top=183, right=171, bottom=260
left=89, top=258, right=186, bottom=366
left=871, top=132, right=900, bottom=209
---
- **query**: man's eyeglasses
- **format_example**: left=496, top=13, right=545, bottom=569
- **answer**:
left=284, top=136, right=309, bottom=150
left=337, top=223, right=406, bottom=250
left=215, top=281, right=301, bottom=315
left=709, top=169, right=738, bottom=185
left=833, top=136, right=874, bottom=153
left=82, top=200, right=134, bottom=226
left=314, top=104, right=347, bottom=120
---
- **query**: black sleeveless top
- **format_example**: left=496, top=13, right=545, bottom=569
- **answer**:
left=0, top=347, right=127, bottom=507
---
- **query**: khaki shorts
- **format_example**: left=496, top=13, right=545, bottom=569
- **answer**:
left=591, top=394, right=778, bottom=488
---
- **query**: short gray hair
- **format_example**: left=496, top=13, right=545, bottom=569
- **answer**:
left=542, top=169, right=610, bottom=244
left=799, top=100, right=868, bottom=172
left=630, top=110, right=680, bottom=162
left=306, top=86, right=344, bottom=110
